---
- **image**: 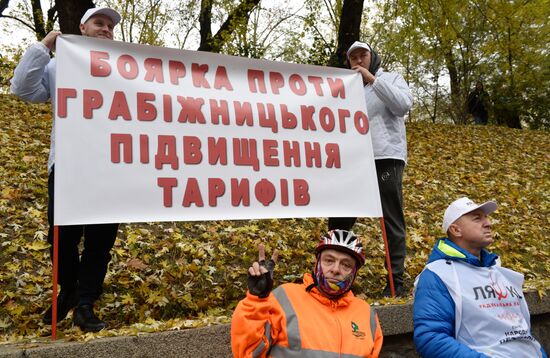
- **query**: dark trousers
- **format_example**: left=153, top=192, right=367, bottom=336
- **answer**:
left=473, top=112, right=488, bottom=125
left=329, top=159, right=406, bottom=285
left=47, top=168, right=119, bottom=304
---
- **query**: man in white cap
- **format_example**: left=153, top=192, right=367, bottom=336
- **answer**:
left=413, top=197, right=547, bottom=357
left=11, top=7, right=122, bottom=332
left=328, top=41, right=413, bottom=297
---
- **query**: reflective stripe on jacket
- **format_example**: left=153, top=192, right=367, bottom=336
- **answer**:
left=231, top=273, right=383, bottom=357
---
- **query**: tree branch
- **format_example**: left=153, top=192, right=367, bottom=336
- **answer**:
left=203, top=0, right=261, bottom=53
left=0, top=14, right=36, bottom=33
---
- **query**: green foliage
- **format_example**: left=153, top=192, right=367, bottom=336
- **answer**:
left=3, top=0, right=548, bottom=127
left=366, top=0, right=550, bottom=129
left=219, top=0, right=267, bottom=58
left=218, top=0, right=342, bottom=64
left=219, top=0, right=318, bottom=62
left=103, top=0, right=171, bottom=46
left=0, top=49, right=21, bottom=94
left=302, top=35, right=334, bottom=66
left=0, top=94, right=548, bottom=343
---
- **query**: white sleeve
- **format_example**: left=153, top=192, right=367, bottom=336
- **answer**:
left=10, top=43, right=52, bottom=103
left=371, top=72, right=413, bottom=117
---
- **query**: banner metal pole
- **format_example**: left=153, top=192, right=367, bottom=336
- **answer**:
left=379, top=217, right=395, bottom=297
left=51, top=225, right=59, bottom=340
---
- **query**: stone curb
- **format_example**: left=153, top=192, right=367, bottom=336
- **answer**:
left=1, top=291, right=548, bottom=357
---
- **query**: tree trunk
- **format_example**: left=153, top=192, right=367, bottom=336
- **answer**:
left=505, top=23, right=521, bottom=129
left=199, top=0, right=212, bottom=51
left=30, top=0, right=47, bottom=40
left=56, top=0, right=94, bottom=35
left=0, top=0, right=10, bottom=17
left=432, top=75, right=439, bottom=124
left=198, top=0, right=261, bottom=53
left=328, top=0, right=364, bottom=68
left=444, top=48, right=464, bottom=124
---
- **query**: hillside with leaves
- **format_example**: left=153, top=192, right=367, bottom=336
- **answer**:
left=0, top=94, right=548, bottom=343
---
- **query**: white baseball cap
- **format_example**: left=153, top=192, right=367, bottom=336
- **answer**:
left=80, top=7, right=121, bottom=25
left=346, top=41, right=371, bottom=58
left=442, top=197, right=497, bottom=232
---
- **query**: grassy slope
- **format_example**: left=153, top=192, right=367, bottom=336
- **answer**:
left=0, top=94, right=548, bottom=342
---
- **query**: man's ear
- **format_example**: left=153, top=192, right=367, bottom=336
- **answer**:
left=448, top=223, right=461, bottom=238
left=79, top=23, right=86, bottom=35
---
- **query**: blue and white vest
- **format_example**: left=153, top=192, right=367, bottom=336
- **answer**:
left=425, top=259, right=542, bottom=357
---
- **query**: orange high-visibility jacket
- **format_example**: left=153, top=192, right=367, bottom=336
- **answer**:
left=231, top=273, right=383, bottom=358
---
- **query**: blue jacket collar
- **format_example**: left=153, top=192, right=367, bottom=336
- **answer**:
left=427, top=238, right=498, bottom=267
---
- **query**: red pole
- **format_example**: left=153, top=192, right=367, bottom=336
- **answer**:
left=51, top=225, right=59, bottom=340
left=379, top=217, right=395, bottom=297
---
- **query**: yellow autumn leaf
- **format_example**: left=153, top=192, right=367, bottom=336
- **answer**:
left=121, top=293, right=135, bottom=305
left=25, top=240, right=49, bottom=251
left=0, top=94, right=548, bottom=344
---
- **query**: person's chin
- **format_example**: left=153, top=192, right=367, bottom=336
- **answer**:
left=482, top=236, right=494, bottom=246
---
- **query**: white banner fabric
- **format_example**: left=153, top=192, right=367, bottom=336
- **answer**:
left=54, top=35, right=382, bottom=225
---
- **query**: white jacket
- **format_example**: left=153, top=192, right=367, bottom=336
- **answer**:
left=364, top=68, right=412, bottom=163
left=11, top=43, right=57, bottom=172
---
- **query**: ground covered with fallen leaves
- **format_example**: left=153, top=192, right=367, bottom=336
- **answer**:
left=0, top=94, right=548, bottom=343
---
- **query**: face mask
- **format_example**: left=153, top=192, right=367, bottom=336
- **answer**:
left=313, top=257, right=357, bottom=299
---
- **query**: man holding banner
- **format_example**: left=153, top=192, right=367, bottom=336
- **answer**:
left=12, top=0, right=386, bottom=335
left=232, top=230, right=383, bottom=357
left=329, top=41, right=413, bottom=297
left=10, top=7, right=123, bottom=332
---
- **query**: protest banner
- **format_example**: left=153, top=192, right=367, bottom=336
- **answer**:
left=54, top=35, right=381, bottom=225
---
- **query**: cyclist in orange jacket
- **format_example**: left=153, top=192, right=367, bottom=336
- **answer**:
left=231, top=230, right=383, bottom=357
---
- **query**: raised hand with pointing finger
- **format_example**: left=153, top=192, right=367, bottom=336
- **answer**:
left=247, top=244, right=278, bottom=298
